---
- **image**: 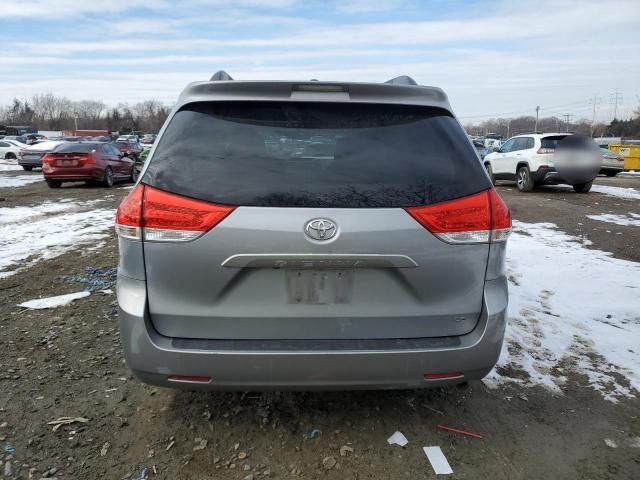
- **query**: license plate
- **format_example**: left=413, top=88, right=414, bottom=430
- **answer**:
left=59, top=160, right=77, bottom=166
left=285, top=270, right=354, bottom=304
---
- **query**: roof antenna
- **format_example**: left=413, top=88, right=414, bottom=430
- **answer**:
left=210, top=70, right=234, bottom=81
left=384, top=75, right=418, bottom=86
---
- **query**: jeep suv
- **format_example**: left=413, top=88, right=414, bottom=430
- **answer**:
left=483, top=133, right=600, bottom=193
left=115, top=72, right=511, bottom=391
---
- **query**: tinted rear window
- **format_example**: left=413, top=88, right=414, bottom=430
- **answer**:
left=143, top=102, right=490, bottom=208
left=540, top=135, right=569, bottom=150
left=54, top=143, right=99, bottom=153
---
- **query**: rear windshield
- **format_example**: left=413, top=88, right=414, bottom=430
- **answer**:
left=54, top=143, right=98, bottom=153
left=143, top=102, right=490, bottom=208
left=540, top=135, right=569, bottom=150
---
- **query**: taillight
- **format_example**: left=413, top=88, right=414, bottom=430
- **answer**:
left=537, top=147, right=554, bottom=154
left=617, top=156, right=624, bottom=162
left=18, top=149, right=25, bottom=159
left=115, top=184, right=144, bottom=240
left=42, top=154, right=53, bottom=165
left=115, top=185, right=234, bottom=242
left=405, top=189, right=511, bottom=244
left=80, top=153, right=96, bottom=165
left=488, top=189, right=511, bottom=242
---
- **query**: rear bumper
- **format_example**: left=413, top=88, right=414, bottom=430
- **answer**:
left=534, top=166, right=598, bottom=185
left=18, top=159, right=42, bottom=167
left=117, top=276, right=508, bottom=391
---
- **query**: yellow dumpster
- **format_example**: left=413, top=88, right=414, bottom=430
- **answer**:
left=609, top=144, right=640, bottom=170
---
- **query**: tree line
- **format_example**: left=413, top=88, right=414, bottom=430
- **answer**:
left=0, top=94, right=171, bottom=134
left=464, top=109, right=640, bottom=140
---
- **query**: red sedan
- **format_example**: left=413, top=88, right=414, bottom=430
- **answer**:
left=42, top=142, right=138, bottom=188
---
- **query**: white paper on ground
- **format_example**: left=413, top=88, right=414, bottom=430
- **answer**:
left=423, top=446, right=453, bottom=475
left=386, top=431, right=408, bottom=447
left=18, top=291, right=90, bottom=309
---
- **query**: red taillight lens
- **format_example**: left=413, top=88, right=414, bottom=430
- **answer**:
left=617, top=156, right=624, bottom=162
left=115, top=185, right=234, bottom=242
left=79, top=153, right=96, bottom=165
left=405, top=189, right=511, bottom=244
left=167, top=375, right=211, bottom=383
left=115, top=184, right=144, bottom=240
left=42, top=154, right=53, bottom=165
left=488, top=188, right=512, bottom=242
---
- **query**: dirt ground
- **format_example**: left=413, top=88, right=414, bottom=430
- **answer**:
left=1, top=172, right=639, bottom=479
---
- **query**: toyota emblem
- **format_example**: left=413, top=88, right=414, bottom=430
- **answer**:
left=304, top=218, right=337, bottom=241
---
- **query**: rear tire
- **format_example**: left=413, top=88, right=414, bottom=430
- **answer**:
left=5, top=153, right=16, bottom=160
left=573, top=181, right=592, bottom=193
left=130, top=161, right=140, bottom=183
left=102, top=167, right=114, bottom=188
left=23, top=166, right=33, bottom=171
left=605, top=171, right=618, bottom=177
left=46, top=180, right=62, bottom=189
left=516, top=165, right=534, bottom=192
left=484, top=163, right=496, bottom=186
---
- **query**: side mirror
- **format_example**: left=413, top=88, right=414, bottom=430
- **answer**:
left=493, top=147, right=501, bottom=153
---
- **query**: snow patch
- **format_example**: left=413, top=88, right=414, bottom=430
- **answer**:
left=18, top=291, right=90, bottom=309
left=485, top=221, right=640, bottom=402
left=0, top=175, right=43, bottom=188
left=591, top=184, right=640, bottom=200
left=0, top=159, right=22, bottom=172
left=587, top=213, right=640, bottom=227
left=0, top=200, right=115, bottom=278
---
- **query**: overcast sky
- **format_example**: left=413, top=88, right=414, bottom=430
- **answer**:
left=2, top=0, right=639, bottom=122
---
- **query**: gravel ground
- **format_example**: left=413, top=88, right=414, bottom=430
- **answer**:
left=1, top=171, right=639, bottom=479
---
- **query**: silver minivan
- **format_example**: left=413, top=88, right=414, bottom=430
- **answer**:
left=116, top=73, right=511, bottom=390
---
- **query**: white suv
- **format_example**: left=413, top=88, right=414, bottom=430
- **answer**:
left=483, top=133, right=597, bottom=193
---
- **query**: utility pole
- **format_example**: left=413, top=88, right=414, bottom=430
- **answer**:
left=562, top=114, right=572, bottom=132
left=589, top=95, right=601, bottom=137
left=610, top=88, right=622, bottom=120
left=535, top=106, right=540, bottom=132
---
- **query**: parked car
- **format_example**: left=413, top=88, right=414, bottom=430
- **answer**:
left=0, top=139, right=23, bottom=159
left=42, top=142, right=138, bottom=188
left=3, top=135, right=27, bottom=144
left=599, top=147, right=625, bottom=176
left=117, top=134, right=139, bottom=142
left=115, top=140, right=144, bottom=159
left=140, top=134, right=156, bottom=145
left=115, top=72, right=511, bottom=391
left=18, top=140, right=67, bottom=170
left=483, top=133, right=601, bottom=193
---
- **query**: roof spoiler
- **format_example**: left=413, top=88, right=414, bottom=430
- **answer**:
left=384, top=75, right=418, bottom=86
left=210, top=71, right=420, bottom=87
left=210, top=70, right=234, bottom=81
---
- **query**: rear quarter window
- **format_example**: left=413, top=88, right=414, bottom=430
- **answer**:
left=143, top=102, right=491, bottom=208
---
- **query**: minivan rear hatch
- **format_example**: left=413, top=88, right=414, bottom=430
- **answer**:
left=140, top=101, right=493, bottom=340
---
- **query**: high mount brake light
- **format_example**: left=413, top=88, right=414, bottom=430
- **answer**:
left=115, top=185, right=235, bottom=242
left=405, top=189, right=511, bottom=244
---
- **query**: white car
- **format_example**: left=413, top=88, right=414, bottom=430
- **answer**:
left=483, top=133, right=600, bottom=193
left=0, top=139, right=24, bottom=160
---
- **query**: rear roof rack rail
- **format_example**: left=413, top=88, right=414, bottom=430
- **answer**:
left=210, top=70, right=234, bottom=81
left=384, top=75, right=418, bottom=86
